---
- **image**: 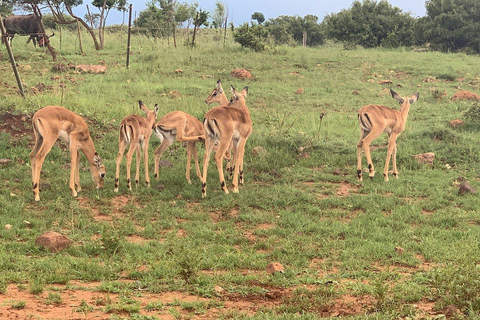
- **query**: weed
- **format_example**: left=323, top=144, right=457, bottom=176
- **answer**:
left=11, top=300, right=26, bottom=309
left=45, top=292, right=63, bottom=305
left=75, top=299, right=94, bottom=313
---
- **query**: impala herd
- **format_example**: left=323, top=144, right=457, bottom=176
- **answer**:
left=29, top=79, right=419, bottom=201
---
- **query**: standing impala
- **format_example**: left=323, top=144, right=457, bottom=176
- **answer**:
left=201, top=85, right=252, bottom=198
left=115, top=101, right=158, bottom=192
left=30, top=106, right=106, bottom=201
left=356, top=89, right=419, bottom=182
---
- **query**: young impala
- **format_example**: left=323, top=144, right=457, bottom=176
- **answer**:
left=356, top=89, right=419, bottom=182
left=30, top=106, right=106, bottom=201
left=114, top=101, right=158, bottom=192
left=201, top=85, right=252, bottom=198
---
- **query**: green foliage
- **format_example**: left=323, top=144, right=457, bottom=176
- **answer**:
left=0, top=1, right=13, bottom=16
left=421, top=0, right=480, bottom=52
left=251, top=12, right=265, bottom=24
left=265, top=15, right=325, bottom=46
left=233, top=22, right=268, bottom=51
left=464, top=102, right=480, bottom=122
left=323, top=0, right=415, bottom=48
left=211, top=1, right=226, bottom=29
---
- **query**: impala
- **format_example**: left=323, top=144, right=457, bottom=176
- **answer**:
left=153, top=108, right=205, bottom=184
left=114, top=101, right=158, bottom=192
left=356, top=89, right=419, bottom=182
left=201, top=85, right=252, bottom=198
left=30, top=106, right=106, bottom=201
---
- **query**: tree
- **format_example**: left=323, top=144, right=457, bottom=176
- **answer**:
left=191, top=8, right=208, bottom=46
left=421, top=0, right=480, bottom=53
left=233, top=22, right=268, bottom=51
left=0, top=1, right=13, bottom=17
left=251, top=12, right=265, bottom=24
left=265, top=15, right=325, bottom=46
left=211, top=1, right=226, bottom=29
left=323, top=0, right=415, bottom=48
left=91, top=0, right=127, bottom=49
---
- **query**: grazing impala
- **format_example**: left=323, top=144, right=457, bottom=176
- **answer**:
left=30, top=106, right=106, bottom=201
left=114, top=101, right=158, bottom=192
left=356, top=89, right=419, bottom=182
left=201, top=85, right=252, bottom=198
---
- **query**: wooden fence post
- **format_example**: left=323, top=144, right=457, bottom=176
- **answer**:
left=0, top=16, right=26, bottom=98
left=126, top=4, right=133, bottom=68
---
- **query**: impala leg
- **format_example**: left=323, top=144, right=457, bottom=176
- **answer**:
left=185, top=142, right=194, bottom=184
left=214, top=136, right=233, bottom=195
left=361, top=128, right=383, bottom=180
left=392, top=143, right=399, bottom=179
left=176, top=120, right=204, bottom=142
left=143, top=139, right=151, bottom=187
left=356, top=130, right=368, bottom=182
left=238, top=144, right=245, bottom=186
left=74, top=150, right=81, bottom=193
left=135, top=143, right=141, bottom=187
left=115, top=139, right=127, bottom=192
left=125, top=142, right=136, bottom=191
left=31, top=132, right=57, bottom=201
left=232, top=139, right=246, bottom=193
left=69, top=143, right=79, bottom=197
left=384, top=133, right=399, bottom=182
left=201, top=137, right=216, bottom=198
left=153, top=138, right=171, bottom=180
left=191, top=142, right=202, bottom=182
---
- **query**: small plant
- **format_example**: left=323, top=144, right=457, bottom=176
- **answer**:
left=145, top=301, right=164, bottom=312
left=45, top=292, right=63, bottom=305
left=464, top=102, right=480, bottom=122
left=431, top=89, right=445, bottom=100
left=11, top=301, right=26, bottom=310
left=75, top=299, right=94, bottom=313
left=437, top=73, right=456, bottom=81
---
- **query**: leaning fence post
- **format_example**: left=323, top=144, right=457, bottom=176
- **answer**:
left=0, top=16, right=26, bottom=98
left=126, top=4, right=133, bottom=68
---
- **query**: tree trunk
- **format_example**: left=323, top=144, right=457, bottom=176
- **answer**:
left=99, top=0, right=107, bottom=50
left=192, top=12, right=199, bottom=47
left=31, top=5, right=57, bottom=60
left=65, top=5, right=101, bottom=50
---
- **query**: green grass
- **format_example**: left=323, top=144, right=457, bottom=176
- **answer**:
left=1, top=30, right=480, bottom=319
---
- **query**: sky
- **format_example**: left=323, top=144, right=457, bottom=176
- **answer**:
left=15, top=0, right=427, bottom=26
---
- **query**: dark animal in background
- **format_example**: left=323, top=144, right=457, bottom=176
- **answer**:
left=2, top=14, right=54, bottom=47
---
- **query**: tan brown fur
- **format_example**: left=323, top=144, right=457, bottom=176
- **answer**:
left=114, top=101, right=158, bottom=192
left=357, top=89, right=419, bottom=182
left=30, top=106, right=106, bottom=201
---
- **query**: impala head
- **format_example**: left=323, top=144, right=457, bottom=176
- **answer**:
left=139, top=100, right=159, bottom=128
left=92, top=152, right=106, bottom=189
left=229, top=85, right=248, bottom=106
left=390, top=89, right=419, bottom=106
left=205, top=79, right=225, bottom=104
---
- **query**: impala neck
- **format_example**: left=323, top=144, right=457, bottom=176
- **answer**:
left=82, top=138, right=97, bottom=167
left=399, top=102, right=411, bottom=124
left=219, top=93, right=229, bottom=106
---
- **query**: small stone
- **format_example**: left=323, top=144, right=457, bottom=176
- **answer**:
left=251, top=146, right=268, bottom=157
left=352, top=90, right=360, bottom=95
left=394, top=246, right=405, bottom=255
left=159, top=160, right=173, bottom=167
left=459, top=182, right=477, bottom=195
left=0, top=159, right=11, bottom=165
left=449, top=119, right=464, bottom=128
left=333, top=169, right=342, bottom=176
left=35, top=231, right=73, bottom=252
left=296, top=88, right=304, bottom=94
left=214, top=286, right=224, bottom=293
left=174, top=68, right=183, bottom=74
left=444, top=305, right=462, bottom=319
left=266, top=262, right=284, bottom=274
left=4, top=224, right=12, bottom=229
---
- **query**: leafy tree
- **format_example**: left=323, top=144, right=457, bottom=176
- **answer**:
left=0, top=1, right=13, bottom=17
left=91, top=0, right=127, bottom=49
left=421, top=0, right=480, bottom=53
left=211, top=1, right=226, bottom=29
left=251, top=12, right=265, bottom=24
left=135, top=2, right=168, bottom=38
left=323, top=0, right=415, bottom=48
left=265, top=15, right=324, bottom=46
left=191, top=8, right=208, bottom=46
left=233, top=22, right=268, bottom=51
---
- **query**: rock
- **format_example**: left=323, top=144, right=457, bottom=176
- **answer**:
left=394, top=246, right=405, bottom=255
left=251, top=146, right=268, bottom=157
left=444, top=305, right=462, bottom=319
left=40, top=182, right=51, bottom=190
left=333, top=169, right=342, bottom=176
left=4, top=224, right=12, bottom=230
left=378, top=80, right=393, bottom=85
left=231, top=68, right=253, bottom=80
left=412, top=152, right=435, bottom=166
left=214, top=285, right=224, bottom=294
left=449, top=119, right=464, bottom=128
left=451, top=90, right=480, bottom=101
left=168, top=90, right=182, bottom=99
left=0, top=159, right=11, bottom=165
left=51, top=63, right=66, bottom=72
left=35, top=231, right=73, bottom=252
left=266, top=262, right=284, bottom=274
left=459, top=182, right=477, bottom=195
left=159, top=160, right=173, bottom=167
left=75, top=64, right=107, bottom=74
left=155, top=184, right=165, bottom=191
left=352, top=90, right=360, bottom=95
left=296, top=88, right=304, bottom=94
left=174, top=68, right=183, bottom=74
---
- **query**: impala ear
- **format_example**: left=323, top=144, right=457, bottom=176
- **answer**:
left=154, top=104, right=159, bottom=116
left=94, top=152, right=102, bottom=167
left=390, top=89, right=404, bottom=104
left=139, top=100, right=148, bottom=114
left=409, top=92, right=420, bottom=104
left=216, top=80, right=223, bottom=93
left=241, top=86, right=248, bottom=98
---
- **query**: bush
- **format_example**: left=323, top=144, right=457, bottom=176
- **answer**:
left=233, top=23, right=268, bottom=52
